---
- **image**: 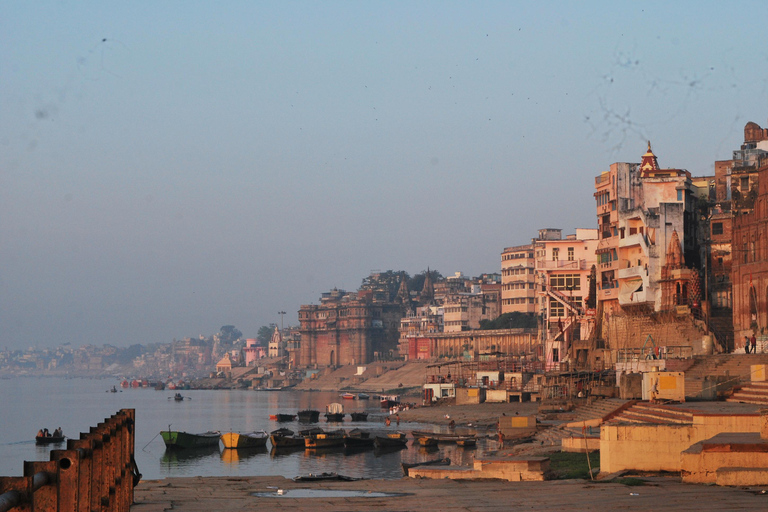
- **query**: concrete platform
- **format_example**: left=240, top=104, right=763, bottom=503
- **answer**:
left=682, top=432, right=768, bottom=484
left=131, top=475, right=768, bottom=511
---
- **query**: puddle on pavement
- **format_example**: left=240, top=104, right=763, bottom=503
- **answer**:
left=253, top=489, right=406, bottom=498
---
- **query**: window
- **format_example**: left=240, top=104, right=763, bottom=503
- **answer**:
left=550, top=274, right=581, bottom=291
left=677, top=189, right=683, bottom=201
left=552, top=248, right=559, bottom=261
left=712, top=222, right=723, bottom=235
left=567, top=247, right=574, bottom=261
left=741, top=177, right=750, bottom=192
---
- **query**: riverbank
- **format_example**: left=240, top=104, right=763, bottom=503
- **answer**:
left=131, top=474, right=768, bottom=512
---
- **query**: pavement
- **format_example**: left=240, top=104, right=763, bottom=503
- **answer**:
left=131, top=474, right=768, bottom=511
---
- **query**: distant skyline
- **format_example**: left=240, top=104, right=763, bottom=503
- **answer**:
left=2, top=2, right=768, bottom=349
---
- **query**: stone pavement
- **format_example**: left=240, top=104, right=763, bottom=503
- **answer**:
left=132, top=475, right=768, bottom=511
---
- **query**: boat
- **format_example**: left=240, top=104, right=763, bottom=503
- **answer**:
left=297, top=409, right=320, bottom=423
left=343, top=428, right=374, bottom=449
left=160, top=430, right=221, bottom=449
left=418, top=436, right=438, bottom=447
left=275, top=413, right=296, bottom=422
left=220, top=431, right=268, bottom=449
left=374, top=431, right=408, bottom=449
left=304, top=429, right=345, bottom=449
left=457, top=437, right=477, bottom=448
left=324, top=403, right=345, bottom=422
left=293, top=472, right=360, bottom=482
left=341, top=392, right=356, bottom=400
left=401, top=457, right=451, bottom=475
left=410, top=430, right=477, bottom=444
left=35, top=435, right=65, bottom=445
left=380, top=394, right=400, bottom=408
left=171, top=393, right=186, bottom=401
left=349, top=412, right=369, bottom=421
left=109, top=386, right=118, bottom=393
left=154, top=382, right=165, bottom=391
left=269, top=428, right=306, bottom=449
left=120, top=380, right=130, bottom=388
left=357, top=393, right=370, bottom=400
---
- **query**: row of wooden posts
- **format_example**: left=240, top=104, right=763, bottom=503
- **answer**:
left=0, top=409, right=139, bottom=512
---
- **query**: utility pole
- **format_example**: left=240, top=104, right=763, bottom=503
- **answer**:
left=278, top=311, right=286, bottom=331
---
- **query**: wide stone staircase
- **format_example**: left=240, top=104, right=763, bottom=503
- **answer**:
left=683, top=354, right=768, bottom=399
left=726, top=381, right=768, bottom=405
left=605, top=402, right=695, bottom=425
left=535, top=398, right=629, bottom=446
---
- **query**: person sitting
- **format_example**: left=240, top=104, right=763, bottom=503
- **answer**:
left=37, top=429, right=44, bottom=438
left=53, top=427, right=62, bottom=437
left=43, top=428, right=50, bottom=437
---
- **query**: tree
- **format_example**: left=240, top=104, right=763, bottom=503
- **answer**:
left=219, top=325, right=243, bottom=344
left=586, top=265, right=597, bottom=309
left=257, top=324, right=276, bottom=347
left=479, top=312, right=537, bottom=330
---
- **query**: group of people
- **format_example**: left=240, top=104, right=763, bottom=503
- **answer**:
left=37, top=427, right=63, bottom=438
left=744, top=334, right=758, bottom=354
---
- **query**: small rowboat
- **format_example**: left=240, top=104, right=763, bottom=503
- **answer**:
left=401, top=457, right=451, bottom=474
left=269, top=428, right=306, bottom=449
left=297, top=410, right=320, bottom=423
left=374, top=431, right=408, bottom=449
left=35, top=435, right=65, bottom=445
left=305, top=429, right=345, bottom=449
left=341, top=392, right=356, bottom=400
left=324, top=403, right=345, bottom=422
left=220, top=431, right=268, bottom=449
left=161, top=430, right=220, bottom=450
left=344, top=428, right=374, bottom=449
left=350, top=412, right=369, bottom=421
left=274, top=413, right=296, bottom=422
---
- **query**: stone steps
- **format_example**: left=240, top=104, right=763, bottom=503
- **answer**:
left=607, top=403, right=694, bottom=425
left=726, top=381, right=768, bottom=405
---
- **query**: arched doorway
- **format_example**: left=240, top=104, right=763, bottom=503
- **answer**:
left=749, top=285, right=758, bottom=329
left=329, top=350, right=335, bottom=367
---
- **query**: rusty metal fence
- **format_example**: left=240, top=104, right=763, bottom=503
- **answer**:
left=0, top=409, right=139, bottom=512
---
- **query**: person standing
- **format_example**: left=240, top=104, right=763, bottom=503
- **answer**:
left=751, top=334, right=757, bottom=354
left=745, top=336, right=751, bottom=354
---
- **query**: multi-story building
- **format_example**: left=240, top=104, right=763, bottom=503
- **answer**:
left=535, top=228, right=598, bottom=367
left=299, top=287, right=405, bottom=367
left=501, top=231, right=565, bottom=315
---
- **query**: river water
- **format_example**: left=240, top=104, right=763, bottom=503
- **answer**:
left=0, top=377, right=488, bottom=480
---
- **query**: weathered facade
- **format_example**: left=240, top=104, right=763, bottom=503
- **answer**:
left=732, top=164, right=768, bottom=339
left=298, top=288, right=405, bottom=367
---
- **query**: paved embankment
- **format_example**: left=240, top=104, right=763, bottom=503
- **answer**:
left=131, top=475, right=768, bottom=511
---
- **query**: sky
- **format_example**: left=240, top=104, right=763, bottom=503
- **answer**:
left=2, top=1, right=767, bottom=350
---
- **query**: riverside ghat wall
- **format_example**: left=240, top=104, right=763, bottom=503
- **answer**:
left=0, top=409, right=138, bottom=512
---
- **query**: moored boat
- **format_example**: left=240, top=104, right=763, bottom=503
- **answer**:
left=275, top=413, right=296, bottom=422
left=297, top=409, right=320, bottom=423
left=305, top=429, right=345, bottom=449
left=418, top=436, right=438, bottom=447
left=349, top=412, right=369, bottom=421
left=457, top=437, right=476, bottom=448
left=324, top=402, right=345, bottom=422
left=269, top=428, right=305, bottom=449
left=161, top=430, right=221, bottom=449
left=380, top=394, right=400, bottom=408
left=357, top=393, right=370, bottom=400
left=343, top=428, right=374, bottom=449
left=220, top=431, right=268, bottom=449
left=410, top=430, right=477, bottom=444
left=374, top=431, right=408, bottom=449
left=341, top=392, right=356, bottom=400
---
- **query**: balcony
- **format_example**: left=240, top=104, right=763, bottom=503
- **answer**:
left=619, top=232, right=649, bottom=255
left=617, top=264, right=647, bottom=280
left=535, top=259, right=586, bottom=270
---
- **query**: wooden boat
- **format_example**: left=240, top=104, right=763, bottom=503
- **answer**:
left=380, top=394, right=400, bottom=408
left=349, top=412, right=369, bottom=421
left=305, top=429, right=345, bottom=449
left=35, top=435, right=65, bottom=445
left=410, top=430, right=477, bottom=444
left=343, top=428, right=374, bottom=449
left=418, top=436, right=438, bottom=447
left=269, top=428, right=305, bottom=449
left=275, top=413, right=296, bottom=422
left=297, top=409, right=320, bottom=423
left=293, top=472, right=360, bottom=482
left=160, top=430, right=220, bottom=449
left=357, top=393, right=370, bottom=400
left=171, top=393, right=186, bottom=401
left=374, top=431, right=408, bottom=449
left=341, top=392, right=356, bottom=400
left=401, top=457, right=451, bottom=475
left=457, top=437, right=476, bottom=448
left=220, top=431, right=268, bottom=449
left=324, top=403, right=345, bottom=422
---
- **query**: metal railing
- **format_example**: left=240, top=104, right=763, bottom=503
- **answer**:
left=0, top=409, right=138, bottom=512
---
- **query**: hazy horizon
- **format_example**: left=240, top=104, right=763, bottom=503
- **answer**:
left=3, top=2, right=767, bottom=349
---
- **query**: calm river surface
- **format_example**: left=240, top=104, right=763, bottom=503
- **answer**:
left=0, top=377, right=486, bottom=480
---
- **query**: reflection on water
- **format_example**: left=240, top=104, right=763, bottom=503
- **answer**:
left=0, top=378, right=495, bottom=480
left=221, top=446, right=268, bottom=464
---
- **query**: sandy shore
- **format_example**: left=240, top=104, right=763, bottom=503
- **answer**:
left=131, top=474, right=768, bottom=512
left=395, top=400, right=540, bottom=429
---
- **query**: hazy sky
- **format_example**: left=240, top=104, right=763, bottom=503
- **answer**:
left=2, top=2, right=767, bottom=349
